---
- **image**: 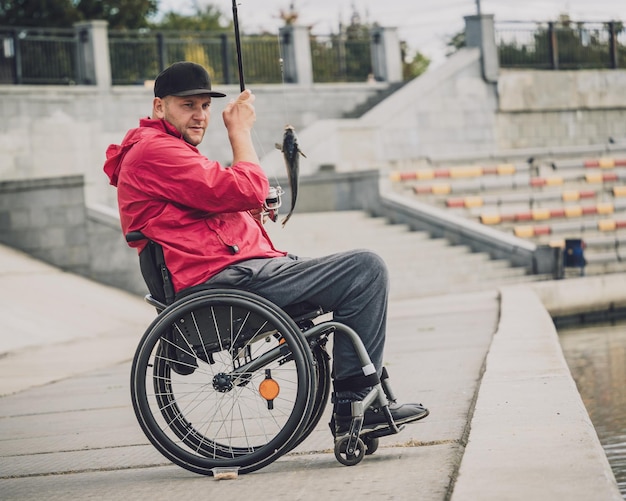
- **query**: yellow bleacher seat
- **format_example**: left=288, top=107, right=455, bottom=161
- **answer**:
left=514, top=226, right=535, bottom=238
left=598, top=219, right=617, bottom=231
left=565, top=206, right=583, bottom=218
left=613, top=186, right=626, bottom=197
left=480, top=214, right=501, bottom=225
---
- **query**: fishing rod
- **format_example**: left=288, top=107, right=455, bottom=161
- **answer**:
left=230, top=1, right=293, bottom=223
left=231, top=0, right=245, bottom=91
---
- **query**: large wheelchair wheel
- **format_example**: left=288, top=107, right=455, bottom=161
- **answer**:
left=130, top=289, right=317, bottom=475
left=287, top=342, right=331, bottom=452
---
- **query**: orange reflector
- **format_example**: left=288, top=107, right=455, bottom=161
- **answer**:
left=259, top=378, right=280, bottom=401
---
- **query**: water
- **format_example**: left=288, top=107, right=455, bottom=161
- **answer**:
left=560, top=320, right=626, bottom=498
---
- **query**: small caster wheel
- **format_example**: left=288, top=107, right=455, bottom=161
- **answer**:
left=334, top=436, right=365, bottom=466
left=363, top=436, right=379, bottom=455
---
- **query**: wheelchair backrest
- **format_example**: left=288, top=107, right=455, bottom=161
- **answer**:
left=126, top=231, right=175, bottom=305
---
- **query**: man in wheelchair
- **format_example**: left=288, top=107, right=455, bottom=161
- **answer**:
left=104, top=61, right=428, bottom=439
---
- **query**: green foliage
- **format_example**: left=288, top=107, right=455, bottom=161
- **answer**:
left=76, top=0, right=158, bottom=29
left=446, top=31, right=465, bottom=56
left=150, top=4, right=229, bottom=31
left=0, top=0, right=80, bottom=27
left=446, top=17, right=624, bottom=69
left=0, top=0, right=157, bottom=29
left=499, top=20, right=625, bottom=69
left=402, top=44, right=430, bottom=80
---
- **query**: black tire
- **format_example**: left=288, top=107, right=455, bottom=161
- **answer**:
left=287, top=342, right=332, bottom=452
left=334, top=436, right=366, bottom=466
left=131, top=289, right=316, bottom=475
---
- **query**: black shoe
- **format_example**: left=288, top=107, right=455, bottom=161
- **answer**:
left=332, top=401, right=429, bottom=436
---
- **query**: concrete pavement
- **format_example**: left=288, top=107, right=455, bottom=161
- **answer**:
left=0, top=212, right=623, bottom=500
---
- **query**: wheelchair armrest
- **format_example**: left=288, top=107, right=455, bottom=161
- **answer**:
left=126, top=231, right=147, bottom=243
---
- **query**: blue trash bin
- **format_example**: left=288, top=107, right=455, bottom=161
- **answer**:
left=563, top=239, right=585, bottom=268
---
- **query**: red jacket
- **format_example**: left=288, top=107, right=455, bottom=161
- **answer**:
left=104, top=118, right=286, bottom=292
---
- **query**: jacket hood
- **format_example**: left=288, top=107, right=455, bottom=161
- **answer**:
left=103, top=119, right=180, bottom=186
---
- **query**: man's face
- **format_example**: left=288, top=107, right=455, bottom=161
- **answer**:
left=153, top=94, right=212, bottom=146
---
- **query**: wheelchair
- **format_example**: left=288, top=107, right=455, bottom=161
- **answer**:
left=126, top=231, right=405, bottom=476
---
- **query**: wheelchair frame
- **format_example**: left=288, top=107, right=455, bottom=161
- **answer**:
left=126, top=231, right=402, bottom=475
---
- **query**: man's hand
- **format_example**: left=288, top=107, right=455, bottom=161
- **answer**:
left=223, top=89, right=260, bottom=165
left=223, top=89, right=256, bottom=133
left=249, top=207, right=268, bottom=224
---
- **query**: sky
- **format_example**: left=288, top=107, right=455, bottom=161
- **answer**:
left=156, top=0, right=626, bottom=65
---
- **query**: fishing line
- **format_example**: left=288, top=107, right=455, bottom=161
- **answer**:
left=276, top=31, right=291, bottom=128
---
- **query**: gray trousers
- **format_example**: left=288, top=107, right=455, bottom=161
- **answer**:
left=205, top=249, right=388, bottom=382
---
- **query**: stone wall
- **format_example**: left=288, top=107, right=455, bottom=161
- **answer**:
left=495, top=69, right=626, bottom=149
left=0, top=82, right=388, bottom=209
left=2, top=50, right=626, bottom=210
left=0, top=171, right=382, bottom=298
left=0, top=176, right=90, bottom=274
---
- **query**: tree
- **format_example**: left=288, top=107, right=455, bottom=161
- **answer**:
left=446, top=31, right=465, bottom=56
left=151, top=4, right=229, bottom=31
left=0, top=0, right=158, bottom=29
left=0, top=0, right=79, bottom=27
left=76, top=0, right=158, bottom=30
left=402, top=43, right=430, bottom=80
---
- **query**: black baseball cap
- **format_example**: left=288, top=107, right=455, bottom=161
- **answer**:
left=154, top=61, right=226, bottom=98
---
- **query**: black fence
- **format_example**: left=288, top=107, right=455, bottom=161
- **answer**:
left=497, top=21, right=626, bottom=70
left=0, top=25, right=373, bottom=85
left=2, top=21, right=626, bottom=85
left=108, top=30, right=282, bottom=85
left=0, top=27, right=78, bottom=84
left=310, top=35, right=371, bottom=82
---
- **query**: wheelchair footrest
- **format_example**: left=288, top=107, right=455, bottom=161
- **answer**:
left=364, top=423, right=404, bottom=439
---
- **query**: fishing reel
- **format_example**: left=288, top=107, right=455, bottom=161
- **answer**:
left=263, top=186, right=284, bottom=222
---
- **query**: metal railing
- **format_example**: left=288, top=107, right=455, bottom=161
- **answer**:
left=3, top=20, right=624, bottom=85
left=310, top=35, right=372, bottom=83
left=109, top=30, right=371, bottom=85
left=496, top=21, right=626, bottom=70
left=108, top=30, right=282, bottom=85
left=0, top=27, right=78, bottom=84
left=0, top=25, right=376, bottom=86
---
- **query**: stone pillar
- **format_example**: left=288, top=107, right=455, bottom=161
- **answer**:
left=464, top=14, right=499, bottom=83
left=74, top=20, right=111, bottom=88
left=370, top=26, right=403, bottom=83
left=279, top=25, right=313, bottom=85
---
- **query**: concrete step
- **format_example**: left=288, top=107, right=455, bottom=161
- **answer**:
left=266, top=210, right=549, bottom=300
